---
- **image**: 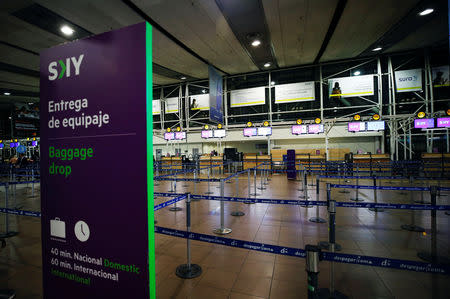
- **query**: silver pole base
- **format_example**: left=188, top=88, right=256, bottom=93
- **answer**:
left=231, top=211, right=245, bottom=216
left=339, top=189, right=350, bottom=194
left=257, top=187, right=266, bottom=190
left=318, top=241, right=342, bottom=251
left=263, top=182, right=269, bottom=185
left=309, top=217, right=326, bottom=223
left=213, top=227, right=232, bottom=235
left=169, top=207, right=182, bottom=212
left=176, top=264, right=202, bottom=279
left=400, top=224, right=425, bottom=232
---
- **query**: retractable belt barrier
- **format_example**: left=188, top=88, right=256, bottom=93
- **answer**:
left=154, top=226, right=450, bottom=275
left=154, top=195, right=187, bottom=211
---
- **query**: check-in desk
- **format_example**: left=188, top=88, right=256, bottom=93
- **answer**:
left=257, top=155, right=271, bottom=170
left=171, top=157, right=182, bottom=170
left=353, top=154, right=390, bottom=173
left=211, top=156, right=224, bottom=173
left=161, top=157, right=172, bottom=171
left=243, top=154, right=257, bottom=170
left=422, top=153, right=450, bottom=174
left=295, top=154, right=326, bottom=171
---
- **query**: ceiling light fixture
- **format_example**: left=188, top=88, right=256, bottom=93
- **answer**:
left=264, top=62, right=271, bottom=68
left=251, top=39, right=261, bottom=47
left=354, top=71, right=361, bottom=76
left=60, top=25, right=74, bottom=36
left=4, top=92, right=11, bottom=96
left=419, top=8, right=434, bottom=16
left=180, top=76, right=186, bottom=80
left=372, top=47, right=382, bottom=51
left=202, top=89, right=206, bottom=93
left=270, top=81, right=275, bottom=85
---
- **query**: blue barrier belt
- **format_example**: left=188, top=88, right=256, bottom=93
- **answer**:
left=320, top=175, right=406, bottom=180
left=0, top=207, right=41, bottom=217
left=330, top=184, right=430, bottom=191
left=154, top=226, right=450, bottom=275
left=155, top=177, right=221, bottom=182
left=154, top=195, right=187, bottom=211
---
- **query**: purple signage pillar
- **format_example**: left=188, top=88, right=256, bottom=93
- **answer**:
left=40, top=23, right=155, bottom=298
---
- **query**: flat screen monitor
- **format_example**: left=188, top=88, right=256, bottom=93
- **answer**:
left=257, top=127, right=272, bottom=136
left=308, top=124, right=324, bottom=134
left=10, top=143, right=15, bottom=148
left=414, top=118, right=434, bottom=129
left=175, top=132, right=186, bottom=140
left=292, top=125, right=307, bottom=135
left=348, top=122, right=366, bottom=132
left=0, top=144, right=3, bottom=149
left=243, top=127, right=257, bottom=137
left=437, top=117, right=450, bottom=128
left=164, top=132, right=175, bottom=140
left=367, top=121, right=385, bottom=131
left=31, top=141, right=38, bottom=146
left=201, top=130, right=213, bottom=139
left=213, top=129, right=226, bottom=138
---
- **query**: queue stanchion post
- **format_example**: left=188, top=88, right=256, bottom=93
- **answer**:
left=168, top=178, right=174, bottom=192
left=368, top=176, right=384, bottom=212
left=338, top=164, right=349, bottom=193
left=213, top=179, right=232, bottom=235
left=183, top=169, right=189, bottom=187
left=154, top=166, right=160, bottom=186
left=297, top=166, right=305, bottom=191
left=417, top=186, right=450, bottom=264
left=250, top=168, right=260, bottom=197
left=231, top=174, right=245, bottom=216
left=310, top=176, right=326, bottom=223
left=176, top=193, right=202, bottom=279
left=401, top=176, right=425, bottom=232
left=414, top=180, right=429, bottom=204
left=31, top=168, right=35, bottom=197
left=299, top=170, right=310, bottom=200
left=0, top=183, right=19, bottom=238
left=350, top=167, right=363, bottom=202
left=267, top=162, right=272, bottom=181
left=319, top=184, right=341, bottom=251
left=305, top=244, right=322, bottom=299
left=192, top=171, right=200, bottom=201
left=169, top=180, right=182, bottom=212
left=258, top=165, right=266, bottom=191
left=205, top=167, right=213, bottom=195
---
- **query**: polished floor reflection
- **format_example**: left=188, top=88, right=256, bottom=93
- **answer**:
left=1, top=173, right=449, bottom=298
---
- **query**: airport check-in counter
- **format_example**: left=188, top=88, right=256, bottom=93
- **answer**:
left=256, top=155, right=271, bottom=169
left=353, top=154, right=390, bottom=172
left=199, top=155, right=224, bottom=174
left=160, top=156, right=183, bottom=171
left=421, top=153, right=450, bottom=174
left=295, top=154, right=326, bottom=171
left=243, top=154, right=257, bottom=170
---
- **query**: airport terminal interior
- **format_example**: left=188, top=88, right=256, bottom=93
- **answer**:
left=0, top=0, right=450, bottom=298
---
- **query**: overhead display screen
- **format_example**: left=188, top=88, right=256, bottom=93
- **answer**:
left=308, top=124, right=324, bottom=134
left=367, top=121, right=385, bottom=131
left=243, top=127, right=257, bottom=137
left=414, top=118, right=434, bottom=129
left=201, top=130, right=213, bottom=139
left=257, top=127, right=272, bottom=136
left=164, top=132, right=175, bottom=140
left=175, top=132, right=186, bottom=140
left=292, top=125, right=307, bottom=135
left=348, top=122, right=366, bottom=132
left=213, top=129, right=226, bottom=138
left=437, top=118, right=450, bottom=128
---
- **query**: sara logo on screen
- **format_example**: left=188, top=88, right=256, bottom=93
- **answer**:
left=48, top=54, right=84, bottom=81
left=399, top=75, right=418, bottom=82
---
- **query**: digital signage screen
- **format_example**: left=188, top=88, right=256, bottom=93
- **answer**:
left=164, top=132, right=175, bottom=140
left=367, top=121, right=385, bottom=131
left=201, top=130, right=213, bottom=139
left=213, top=129, right=226, bottom=138
left=414, top=118, right=434, bottom=129
left=292, top=125, right=307, bottom=135
left=175, top=132, right=186, bottom=140
left=257, top=127, right=272, bottom=136
left=308, top=124, right=324, bottom=134
left=437, top=117, right=450, bottom=128
left=243, top=127, right=257, bottom=137
left=0, top=144, right=4, bottom=149
left=348, top=122, right=366, bottom=132
left=31, top=141, right=38, bottom=146
left=10, top=143, right=15, bottom=148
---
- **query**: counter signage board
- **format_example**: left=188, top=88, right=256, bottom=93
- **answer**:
left=40, top=23, right=155, bottom=299
left=394, top=69, right=422, bottom=92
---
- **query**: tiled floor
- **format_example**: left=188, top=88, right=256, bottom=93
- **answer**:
left=1, top=173, right=449, bottom=298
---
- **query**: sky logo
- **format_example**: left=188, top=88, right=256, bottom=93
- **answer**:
left=48, top=54, right=84, bottom=81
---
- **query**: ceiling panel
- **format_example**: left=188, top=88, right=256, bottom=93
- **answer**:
left=0, top=81, right=39, bottom=93
left=153, top=73, right=181, bottom=86
left=0, top=71, right=39, bottom=87
left=132, top=0, right=257, bottom=74
left=321, top=0, right=420, bottom=62
left=0, top=43, right=39, bottom=71
left=263, top=0, right=338, bottom=67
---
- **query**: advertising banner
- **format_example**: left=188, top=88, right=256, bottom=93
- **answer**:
left=275, top=82, right=315, bottom=103
left=394, top=69, right=422, bottom=92
left=230, top=86, right=266, bottom=107
left=164, top=97, right=179, bottom=114
left=432, top=65, right=449, bottom=87
left=328, top=75, right=374, bottom=98
left=189, top=93, right=210, bottom=110
left=209, top=65, right=223, bottom=123
left=152, top=100, right=161, bottom=115
left=40, top=23, right=155, bottom=299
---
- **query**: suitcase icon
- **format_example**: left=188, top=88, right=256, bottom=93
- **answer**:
left=50, top=218, right=66, bottom=238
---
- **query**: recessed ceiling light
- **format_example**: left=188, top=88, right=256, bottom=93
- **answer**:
left=4, top=92, right=11, bottom=96
left=251, top=40, right=261, bottom=47
left=264, top=62, right=271, bottom=68
left=270, top=81, right=275, bottom=85
left=354, top=71, right=361, bottom=76
left=419, top=8, right=434, bottom=16
left=60, top=25, right=74, bottom=36
left=202, top=89, right=206, bottom=93
left=372, top=47, right=382, bottom=51
left=180, top=76, right=186, bottom=80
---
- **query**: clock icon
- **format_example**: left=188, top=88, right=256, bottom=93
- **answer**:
left=74, top=221, right=90, bottom=242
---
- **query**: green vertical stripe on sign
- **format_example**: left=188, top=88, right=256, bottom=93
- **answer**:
left=145, top=22, right=155, bottom=299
